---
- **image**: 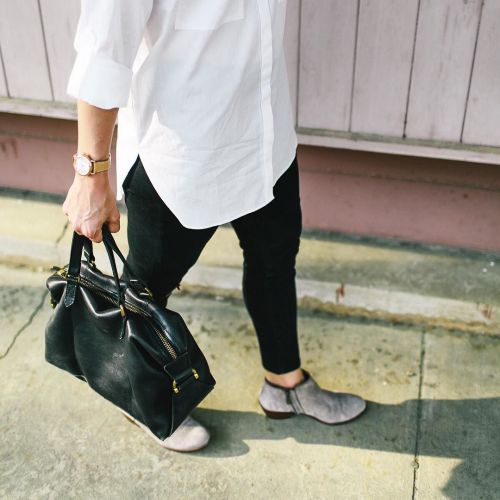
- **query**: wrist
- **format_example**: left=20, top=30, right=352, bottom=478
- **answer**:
left=76, top=148, right=110, bottom=161
left=74, top=169, right=110, bottom=185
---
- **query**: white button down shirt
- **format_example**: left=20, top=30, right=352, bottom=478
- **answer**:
left=67, top=0, right=298, bottom=229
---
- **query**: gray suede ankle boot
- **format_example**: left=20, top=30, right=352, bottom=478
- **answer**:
left=259, top=371, right=366, bottom=424
left=120, top=409, right=210, bottom=452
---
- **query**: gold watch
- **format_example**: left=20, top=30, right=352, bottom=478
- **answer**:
left=73, top=152, right=111, bottom=176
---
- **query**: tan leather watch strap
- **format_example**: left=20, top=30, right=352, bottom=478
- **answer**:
left=91, top=155, right=111, bottom=174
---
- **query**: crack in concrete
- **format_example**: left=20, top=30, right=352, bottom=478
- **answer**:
left=0, top=289, right=48, bottom=360
left=411, top=327, right=427, bottom=499
left=1, top=220, right=71, bottom=361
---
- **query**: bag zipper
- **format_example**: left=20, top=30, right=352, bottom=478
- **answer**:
left=54, top=267, right=178, bottom=360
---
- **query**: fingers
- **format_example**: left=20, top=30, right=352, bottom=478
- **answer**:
left=107, top=221, right=120, bottom=234
left=67, top=221, right=116, bottom=242
left=92, top=228, right=103, bottom=243
left=69, top=220, right=104, bottom=243
left=61, top=182, right=120, bottom=242
left=68, top=216, right=119, bottom=243
left=106, top=213, right=121, bottom=234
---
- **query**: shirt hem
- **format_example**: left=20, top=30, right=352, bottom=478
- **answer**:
left=158, top=143, right=298, bottom=229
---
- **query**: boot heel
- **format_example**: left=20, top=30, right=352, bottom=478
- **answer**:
left=260, top=405, right=294, bottom=420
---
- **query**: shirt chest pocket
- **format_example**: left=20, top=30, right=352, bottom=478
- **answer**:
left=175, top=0, right=245, bottom=30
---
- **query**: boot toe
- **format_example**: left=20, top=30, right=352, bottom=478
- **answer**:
left=161, top=416, right=210, bottom=452
left=293, top=375, right=367, bottom=424
left=121, top=410, right=210, bottom=452
left=310, top=391, right=367, bottom=424
left=339, top=393, right=366, bottom=423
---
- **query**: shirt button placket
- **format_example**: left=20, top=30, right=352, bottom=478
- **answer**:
left=256, top=0, right=275, bottom=196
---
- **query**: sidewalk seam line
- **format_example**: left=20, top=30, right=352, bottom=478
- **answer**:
left=0, top=290, right=48, bottom=360
left=411, top=327, right=426, bottom=499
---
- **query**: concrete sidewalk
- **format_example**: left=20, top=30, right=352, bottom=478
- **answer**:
left=0, top=193, right=499, bottom=335
left=1, top=192, right=500, bottom=498
left=0, top=265, right=499, bottom=499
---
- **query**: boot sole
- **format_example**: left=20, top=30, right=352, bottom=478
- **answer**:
left=260, top=405, right=295, bottom=419
left=260, top=402, right=367, bottom=425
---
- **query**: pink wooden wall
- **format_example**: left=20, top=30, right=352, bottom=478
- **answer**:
left=1, top=1, right=500, bottom=163
left=1, top=112, right=499, bottom=252
left=1, top=1, right=500, bottom=251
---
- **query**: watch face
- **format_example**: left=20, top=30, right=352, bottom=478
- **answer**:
left=75, top=155, right=92, bottom=175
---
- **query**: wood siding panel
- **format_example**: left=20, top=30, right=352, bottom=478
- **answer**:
left=298, top=0, right=357, bottom=131
left=462, top=0, right=500, bottom=147
left=39, top=0, right=80, bottom=103
left=405, top=0, right=482, bottom=142
left=351, top=0, right=419, bottom=136
left=0, top=47, right=8, bottom=96
left=0, top=0, right=52, bottom=101
left=0, top=0, right=498, bottom=164
left=283, top=0, right=300, bottom=125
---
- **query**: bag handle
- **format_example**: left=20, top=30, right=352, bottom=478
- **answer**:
left=101, top=224, right=133, bottom=275
left=64, top=224, right=131, bottom=310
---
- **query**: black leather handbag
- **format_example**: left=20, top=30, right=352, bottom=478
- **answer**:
left=45, top=225, right=215, bottom=440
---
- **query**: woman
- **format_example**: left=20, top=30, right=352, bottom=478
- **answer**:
left=63, top=0, right=366, bottom=452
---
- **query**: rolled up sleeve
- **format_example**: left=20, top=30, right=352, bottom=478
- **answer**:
left=66, top=0, right=153, bottom=109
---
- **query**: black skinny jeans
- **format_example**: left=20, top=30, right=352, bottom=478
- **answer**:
left=120, top=154, right=302, bottom=374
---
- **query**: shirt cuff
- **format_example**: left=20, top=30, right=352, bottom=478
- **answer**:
left=66, top=51, right=133, bottom=109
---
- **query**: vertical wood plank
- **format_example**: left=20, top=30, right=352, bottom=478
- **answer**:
left=351, top=0, right=419, bottom=136
left=39, top=0, right=80, bottom=103
left=405, top=0, right=482, bottom=142
left=298, top=0, right=358, bottom=131
left=462, top=0, right=500, bottom=147
left=0, top=45, right=8, bottom=96
left=283, top=0, right=300, bottom=126
left=0, top=0, right=52, bottom=100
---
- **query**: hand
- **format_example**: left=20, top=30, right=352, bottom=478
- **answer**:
left=62, top=172, right=120, bottom=243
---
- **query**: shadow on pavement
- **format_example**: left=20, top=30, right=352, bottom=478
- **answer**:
left=194, top=397, right=500, bottom=497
